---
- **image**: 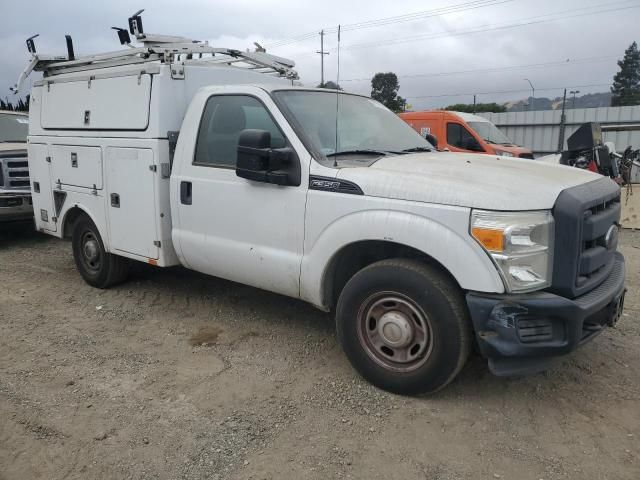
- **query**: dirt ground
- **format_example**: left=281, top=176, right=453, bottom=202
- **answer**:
left=1, top=223, right=639, bottom=480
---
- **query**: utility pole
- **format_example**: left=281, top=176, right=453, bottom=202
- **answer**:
left=570, top=90, right=580, bottom=109
left=557, top=88, right=567, bottom=152
left=524, top=78, right=535, bottom=112
left=316, top=30, right=329, bottom=87
left=473, top=94, right=476, bottom=113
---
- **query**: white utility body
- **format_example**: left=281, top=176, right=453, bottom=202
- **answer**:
left=18, top=13, right=627, bottom=394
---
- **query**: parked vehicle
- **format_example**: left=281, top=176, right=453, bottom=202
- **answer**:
left=399, top=110, right=534, bottom=158
left=15, top=14, right=626, bottom=394
left=0, top=111, right=32, bottom=222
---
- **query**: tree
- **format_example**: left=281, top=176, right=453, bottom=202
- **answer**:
left=317, top=81, right=342, bottom=90
left=611, top=41, right=640, bottom=106
left=371, top=72, right=406, bottom=112
left=443, top=102, right=506, bottom=113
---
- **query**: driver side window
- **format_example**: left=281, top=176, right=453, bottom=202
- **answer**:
left=194, top=95, right=286, bottom=168
left=446, top=123, right=479, bottom=150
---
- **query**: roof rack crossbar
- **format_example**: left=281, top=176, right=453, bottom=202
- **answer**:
left=12, top=23, right=298, bottom=94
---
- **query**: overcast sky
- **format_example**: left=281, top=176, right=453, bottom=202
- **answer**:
left=1, top=0, right=638, bottom=109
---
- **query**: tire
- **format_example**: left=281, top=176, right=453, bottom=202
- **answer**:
left=71, top=214, right=129, bottom=288
left=336, top=258, right=472, bottom=395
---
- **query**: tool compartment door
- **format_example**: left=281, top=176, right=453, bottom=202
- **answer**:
left=106, top=147, right=159, bottom=260
left=50, top=145, right=102, bottom=190
left=41, top=74, right=152, bottom=130
left=28, top=143, right=57, bottom=233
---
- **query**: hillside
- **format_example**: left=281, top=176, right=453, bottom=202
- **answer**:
left=504, top=91, right=612, bottom=112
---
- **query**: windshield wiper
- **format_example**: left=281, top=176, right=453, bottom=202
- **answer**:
left=326, top=149, right=393, bottom=157
left=399, top=146, right=432, bottom=153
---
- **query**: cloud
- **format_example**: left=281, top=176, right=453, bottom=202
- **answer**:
left=1, top=0, right=636, bottom=108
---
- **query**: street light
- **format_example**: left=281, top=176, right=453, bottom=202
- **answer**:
left=524, top=78, right=535, bottom=112
left=570, top=90, right=580, bottom=109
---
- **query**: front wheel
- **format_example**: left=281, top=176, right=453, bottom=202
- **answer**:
left=336, top=259, right=472, bottom=395
left=71, top=214, right=129, bottom=288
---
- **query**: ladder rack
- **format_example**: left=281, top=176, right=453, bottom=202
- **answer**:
left=11, top=10, right=298, bottom=94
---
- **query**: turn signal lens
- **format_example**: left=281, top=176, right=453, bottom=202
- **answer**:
left=471, top=227, right=504, bottom=252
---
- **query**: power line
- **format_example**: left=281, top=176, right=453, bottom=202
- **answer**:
left=404, top=82, right=612, bottom=99
left=337, top=1, right=639, bottom=51
left=265, top=0, right=515, bottom=48
left=339, top=55, right=620, bottom=83
left=333, top=0, right=513, bottom=32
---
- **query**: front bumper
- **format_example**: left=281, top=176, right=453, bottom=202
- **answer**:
left=0, top=192, right=33, bottom=222
left=467, top=252, right=626, bottom=376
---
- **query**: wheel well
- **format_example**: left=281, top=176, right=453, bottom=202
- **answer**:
left=62, top=207, right=87, bottom=239
left=323, top=240, right=459, bottom=310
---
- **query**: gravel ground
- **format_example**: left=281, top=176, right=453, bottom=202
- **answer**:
left=1, top=222, right=639, bottom=480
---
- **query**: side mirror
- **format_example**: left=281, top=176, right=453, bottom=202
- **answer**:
left=464, top=138, right=484, bottom=152
left=236, top=129, right=300, bottom=186
left=425, top=133, right=438, bottom=149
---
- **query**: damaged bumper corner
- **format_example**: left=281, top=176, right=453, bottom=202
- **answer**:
left=466, top=252, right=626, bottom=376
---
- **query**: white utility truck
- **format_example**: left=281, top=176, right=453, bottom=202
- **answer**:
left=15, top=13, right=626, bottom=394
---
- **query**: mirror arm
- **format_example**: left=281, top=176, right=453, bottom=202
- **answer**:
left=268, top=148, right=292, bottom=169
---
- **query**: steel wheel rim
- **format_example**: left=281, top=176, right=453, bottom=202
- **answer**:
left=357, top=291, right=433, bottom=373
left=81, top=230, right=101, bottom=272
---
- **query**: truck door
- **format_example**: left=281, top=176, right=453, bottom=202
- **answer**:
left=28, top=143, right=58, bottom=232
left=106, top=147, right=159, bottom=260
left=172, top=92, right=307, bottom=299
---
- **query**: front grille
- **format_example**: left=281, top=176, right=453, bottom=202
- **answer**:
left=551, top=177, right=621, bottom=298
left=0, top=156, right=30, bottom=190
left=7, top=160, right=27, bottom=168
left=578, top=198, right=620, bottom=285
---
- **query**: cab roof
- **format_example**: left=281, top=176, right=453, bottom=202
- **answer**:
left=400, top=110, right=491, bottom=123
left=449, top=111, right=492, bottom=123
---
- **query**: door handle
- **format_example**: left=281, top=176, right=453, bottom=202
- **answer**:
left=110, top=193, right=120, bottom=208
left=180, top=181, right=192, bottom=205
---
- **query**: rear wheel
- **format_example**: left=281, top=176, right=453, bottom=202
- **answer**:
left=336, top=259, right=472, bottom=395
left=71, top=214, right=129, bottom=288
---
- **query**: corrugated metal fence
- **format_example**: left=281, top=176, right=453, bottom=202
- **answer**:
left=479, top=106, right=640, bottom=156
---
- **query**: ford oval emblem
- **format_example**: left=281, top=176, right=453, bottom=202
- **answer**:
left=605, top=224, right=619, bottom=250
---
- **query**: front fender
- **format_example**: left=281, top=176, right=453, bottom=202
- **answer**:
left=300, top=206, right=504, bottom=309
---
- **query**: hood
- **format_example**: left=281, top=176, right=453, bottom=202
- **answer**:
left=0, top=142, right=27, bottom=153
left=489, top=144, right=532, bottom=157
left=336, top=151, right=603, bottom=210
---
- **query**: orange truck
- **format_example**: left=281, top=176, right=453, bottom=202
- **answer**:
left=399, top=110, right=533, bottom=158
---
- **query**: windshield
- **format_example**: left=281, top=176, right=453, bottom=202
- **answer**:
left=0, top=113, right=28, bottom=143
left=468, top=121, right=512, bottom=145
left=273, top=90, right=433, bottom=165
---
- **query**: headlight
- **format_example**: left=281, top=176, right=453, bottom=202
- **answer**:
left=471, top=210, right=554, bottom=293
left=494, top=150, right=514, bottom=157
